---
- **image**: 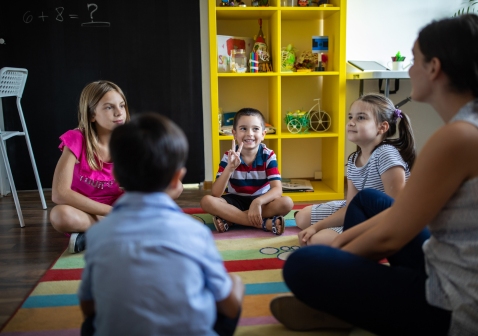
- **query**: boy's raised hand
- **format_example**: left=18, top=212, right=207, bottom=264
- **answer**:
left=227, top=139, right=243, bottom=170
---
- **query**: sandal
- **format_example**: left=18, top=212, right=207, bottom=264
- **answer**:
left=212, top=216, right=233, bottom=233
left=261, top=215, right=285, bottom=236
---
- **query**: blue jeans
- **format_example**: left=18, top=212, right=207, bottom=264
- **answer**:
left=283, top=189, right=451, bottom=336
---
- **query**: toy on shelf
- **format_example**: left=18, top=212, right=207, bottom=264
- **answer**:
left=253, top=19, right=272, bottom=72
left=284, top=98, right=331, bottom=133
left=294, top=51, right=318, bottom=72
left=281, top=44, right=296, bottom=72
left=252, top=0, right=269, bottom=6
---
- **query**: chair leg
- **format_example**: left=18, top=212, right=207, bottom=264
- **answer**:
left=17, top=98, right=47, bottom=210
left=0, top=139, right=25, bottom=227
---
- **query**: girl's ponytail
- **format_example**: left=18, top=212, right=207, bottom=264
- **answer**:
left=383, top=110, right=416, bottom=169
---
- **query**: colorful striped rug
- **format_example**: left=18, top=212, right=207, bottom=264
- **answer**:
left=0, top=208, right=370, bottom=336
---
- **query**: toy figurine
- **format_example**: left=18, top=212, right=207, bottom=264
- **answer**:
left=253, top=19, right=272, bottom=72
left=298, top=0, right=309, bottom=6
left=252, top=0, right=268, bottom=6
left=221, top=0, right=229, bottom=6
left=228, top=0, right=235, bottom=6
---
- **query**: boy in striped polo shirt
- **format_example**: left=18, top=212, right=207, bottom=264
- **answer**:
left=201, top=108, right=293, bottom=234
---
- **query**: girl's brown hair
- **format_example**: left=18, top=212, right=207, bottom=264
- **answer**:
left=78, top=81, right=130, bottom=170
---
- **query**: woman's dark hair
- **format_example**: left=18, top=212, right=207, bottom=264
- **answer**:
left=110, top=113, right=188, bottom=192
left=418, top=14, right=478, bottom=97
left=348, top=93, right=416, bottom=169
left=233, top=107, right=265, bottom=130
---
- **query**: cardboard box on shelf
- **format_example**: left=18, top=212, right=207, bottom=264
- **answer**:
left=217, top=35, right=255, bottom=73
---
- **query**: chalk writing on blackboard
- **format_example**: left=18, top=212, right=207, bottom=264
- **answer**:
left=22, top=3, right=110, bottom=27
left=81, top=4, right=110, bottom=27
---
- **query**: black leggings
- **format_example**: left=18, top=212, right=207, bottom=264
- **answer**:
left=283, top=189, right=451, bottom=336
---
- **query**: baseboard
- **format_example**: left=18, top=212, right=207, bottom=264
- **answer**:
left=203, top=181, right=213, bottom=190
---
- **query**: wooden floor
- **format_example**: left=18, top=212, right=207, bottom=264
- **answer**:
left=0, top=187, right=211, bottom=330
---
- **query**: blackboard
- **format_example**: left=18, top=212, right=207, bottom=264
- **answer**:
left=0, top=0, right=204, bottom=190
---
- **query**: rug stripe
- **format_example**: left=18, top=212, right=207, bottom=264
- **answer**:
left=224, top=258, right=284, bottom=272
left=52, top=254, right=85, bottom=270
left=213, top=227, right=301, bottom=240
left=235, top=324, right=350, bottom=336
left=238, top=316, right=279, bottom=327
left=23, top=282, right=287, bottom=309
left=40, top=269, right=83, bottom=282
left=30, top=281, right=80, bottom=296
left=241, top=293, right=278, bottom=317
left=215, top=235, right=299, bottom=251
left=40, top=259, right=285, bottom=282
left=22, top=294, right=78, bottom=308
left=245, top=282, right=289, bottom=295
left=234, top=269, right=282, bottom=284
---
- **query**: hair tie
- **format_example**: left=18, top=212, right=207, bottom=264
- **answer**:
left=393, top=108, right=403, bottom=119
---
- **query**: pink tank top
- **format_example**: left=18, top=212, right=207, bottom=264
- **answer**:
left=59, top=129, right=124, bottom=205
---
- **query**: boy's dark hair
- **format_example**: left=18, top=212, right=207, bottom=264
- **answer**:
left=418, top=14, right=478, bottom=97
left=110, top=113, right=188, bottom=192
left=233, top=108, right=265, bottom=130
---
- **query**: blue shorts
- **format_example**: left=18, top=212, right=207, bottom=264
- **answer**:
left=221, top=194, right=260, bottom=211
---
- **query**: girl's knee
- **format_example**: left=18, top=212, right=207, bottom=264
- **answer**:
left=308, top=230, right=338, bottom=246
left=294, top=210, right=310, bottom=230
left=50, top=205, right=73, bottom=232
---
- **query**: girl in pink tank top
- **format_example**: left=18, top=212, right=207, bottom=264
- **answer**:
left=50, top=81, right=130, bottom=253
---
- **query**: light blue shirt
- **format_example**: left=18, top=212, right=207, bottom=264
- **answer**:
left=78, top=192, right=232, bottom=336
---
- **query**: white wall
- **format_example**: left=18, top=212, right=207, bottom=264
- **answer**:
left=345, top=0, right=461, bottom=158
left=201, top=0, right=464, bottom=181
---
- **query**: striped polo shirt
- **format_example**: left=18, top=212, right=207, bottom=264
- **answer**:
left=347, top=144, right=410, bottom=192
left=216, top=143, right=281, bottom=196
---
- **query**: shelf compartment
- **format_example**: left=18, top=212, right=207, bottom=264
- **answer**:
left=282, top=181, right=345, bottom=203
left=280, top=132, right=338, bottom=139
left=283, top=180, right=344, bottom=202
left=217, top=8, right=277, bottom=20
left=280, top=72, right=339, bottom=76
left=218, top=73, right=278, bottom=77
left=280, top=8, right=340, bottom=21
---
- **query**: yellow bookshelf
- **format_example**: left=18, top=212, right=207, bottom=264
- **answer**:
left=208, top=0, right=346, bottom=202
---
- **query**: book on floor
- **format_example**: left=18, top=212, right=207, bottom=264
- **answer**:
left=281, top=179, right=314, bottom=192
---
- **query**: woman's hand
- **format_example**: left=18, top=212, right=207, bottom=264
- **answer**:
left=298, top=226, right=318, bottom=246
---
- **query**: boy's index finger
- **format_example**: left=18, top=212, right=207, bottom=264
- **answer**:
left=232, top=139, right=236, bottom=151
left=237, top=142, right=244, bottom=154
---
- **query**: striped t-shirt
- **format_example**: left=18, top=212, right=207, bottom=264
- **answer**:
left=216, top=143, right=281, bottom=196
left=347, top=144, right=410, bottom=192
left=310, top=144, right=410, bottom=232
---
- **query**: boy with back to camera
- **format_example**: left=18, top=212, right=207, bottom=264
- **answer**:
left=201, top=108, right=293, bottom=234
left=78, top=113, right=244, bottom=336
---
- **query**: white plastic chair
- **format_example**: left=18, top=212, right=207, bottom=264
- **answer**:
left=0, top=67, right=47, bottom=227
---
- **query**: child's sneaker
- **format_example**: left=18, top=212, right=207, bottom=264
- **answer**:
left=68, top=232, right=86, bottom=254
